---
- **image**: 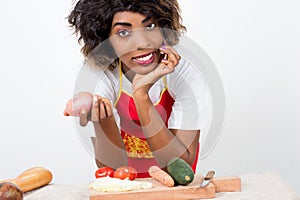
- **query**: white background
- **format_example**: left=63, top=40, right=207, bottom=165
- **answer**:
left=0, top=0, right=299, bottom=196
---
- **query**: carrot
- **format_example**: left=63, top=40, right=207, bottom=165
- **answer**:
left=148, top=166, right=174, bottom=187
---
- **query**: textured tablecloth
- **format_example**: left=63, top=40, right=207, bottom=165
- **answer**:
left=24, top=173, right=300, bottom=200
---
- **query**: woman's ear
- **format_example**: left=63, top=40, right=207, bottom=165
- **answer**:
left=161, top=28, right=179, bottom=46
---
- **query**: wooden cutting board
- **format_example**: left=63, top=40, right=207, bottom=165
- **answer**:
left=89, top=174, right=241, bottom=200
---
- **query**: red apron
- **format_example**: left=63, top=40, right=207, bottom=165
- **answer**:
left=115, top=74, right=199, bottom=177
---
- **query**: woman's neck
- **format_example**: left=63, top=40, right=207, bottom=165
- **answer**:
left=121, top=62, right=135, bottom=82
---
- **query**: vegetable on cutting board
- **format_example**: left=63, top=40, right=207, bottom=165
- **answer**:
left=148, top=166, right=174, bottom=187
left=113, top=166, right=137, bottom=180
left=167, top=157, right=194, bottom=185
left=0, top=167, right=53, bottom=193
left=95, top=167, right=115, bottom=178
left=94, top=166, right=138, bottom=181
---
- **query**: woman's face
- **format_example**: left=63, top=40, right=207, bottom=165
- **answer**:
left=109, top=11, right=164, bottom=75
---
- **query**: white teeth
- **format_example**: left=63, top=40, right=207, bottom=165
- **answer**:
left=135, top=53, right=152, bottom=61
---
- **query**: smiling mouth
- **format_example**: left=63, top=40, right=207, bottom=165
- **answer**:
left=132, top=52, right=156, bottom=65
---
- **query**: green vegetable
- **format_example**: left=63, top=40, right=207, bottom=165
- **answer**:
left=167, top=157, right=194, bottom=185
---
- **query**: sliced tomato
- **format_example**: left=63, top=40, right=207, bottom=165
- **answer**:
left=113, top=166, right=137, bottom=180
left=95, top=166, right=115, bottom=178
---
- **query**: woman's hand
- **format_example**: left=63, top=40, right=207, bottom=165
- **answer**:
left=132, top=44, right=181, bottom=94
left=89, top=96, right=114, bottom=124
left=63, top=92, right=93, bottom=117
left=155, top=44, right=181, bottom=77
left=63, top=92, right=113, bottom=126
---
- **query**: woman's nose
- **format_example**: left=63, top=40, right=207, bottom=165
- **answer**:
left=131, top=29, right=151, bottom=50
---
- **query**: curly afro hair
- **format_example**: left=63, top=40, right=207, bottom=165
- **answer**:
left=68, top=0, right=186, bottom=67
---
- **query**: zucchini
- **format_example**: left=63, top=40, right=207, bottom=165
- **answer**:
left=166, top=157, right=194, bottom=185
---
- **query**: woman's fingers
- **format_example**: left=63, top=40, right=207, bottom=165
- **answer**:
left=66, top=92, right=113, bottom=126
left=159, top=44, right=180, bottom=60
left=91, top=95, right=100, bottom=122
left=90, top=95, right=113, bottom=121
left=79, top=108, right=89, bottom=126
left=99, top=99, right=106, bottom=120
left=167, top=52, right=180, bottom=68
left=159, top=45, right=181, bottom=70
left=102, top=98, right=113, bottom=118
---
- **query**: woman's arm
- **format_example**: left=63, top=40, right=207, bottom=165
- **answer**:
left=132, top=46, right=199, bottom=168
left=90, top=96, right=128, bottom=169
left=133, top=91, right=200, bottom=168
left=64, top=92, right=127, bottom=168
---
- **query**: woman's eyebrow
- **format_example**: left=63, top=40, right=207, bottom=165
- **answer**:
left=112, top=22, right=132, bottom=28
left=142, top=16, right=151, bottom=23
left=112, top=16, right=152, bottom=28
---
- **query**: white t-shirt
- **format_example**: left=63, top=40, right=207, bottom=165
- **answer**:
left=86, top=57, right=211, bottom=132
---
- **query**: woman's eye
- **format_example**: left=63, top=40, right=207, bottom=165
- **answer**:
left=146, top=23, right=156, bottom=30
left=117, top=30, right=130, bottom=37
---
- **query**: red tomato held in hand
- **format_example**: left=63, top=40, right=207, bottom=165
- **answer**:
left=113, top=166, right=137, bottom=180
left=95, top=167, right=115, bottom=178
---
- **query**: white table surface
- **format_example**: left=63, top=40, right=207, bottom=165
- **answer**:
left=24, top=172, right=300, bottom=200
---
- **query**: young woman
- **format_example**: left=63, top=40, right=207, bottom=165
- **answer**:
left=64, top=0, right=209, bottom=177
